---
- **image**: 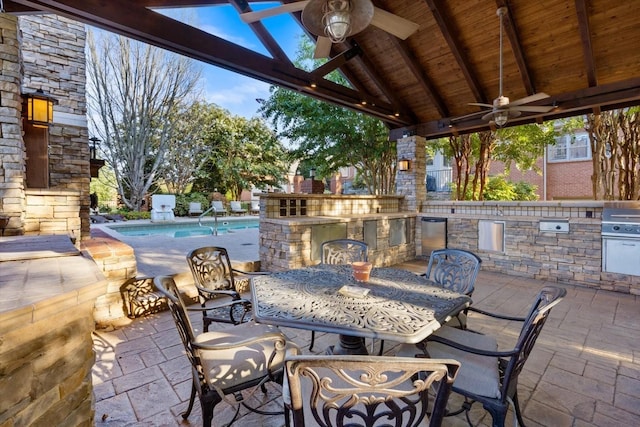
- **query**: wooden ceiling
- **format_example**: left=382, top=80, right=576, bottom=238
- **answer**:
left=7, top=0, right=640, bottom=140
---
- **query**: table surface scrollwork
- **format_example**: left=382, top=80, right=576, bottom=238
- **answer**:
left=251, top=265, right=471, bottom=343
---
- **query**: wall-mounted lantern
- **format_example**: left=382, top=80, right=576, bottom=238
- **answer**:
left=89, top=136, right=105, bottom=178
left=397, top=158, right=411, bottom=172
left=310, top=168, right=316, bottom=179
left=23, top=89, right=58, bottom=128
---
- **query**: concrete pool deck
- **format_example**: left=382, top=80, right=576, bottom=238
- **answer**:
left=92, top=217, right=260, bottom=277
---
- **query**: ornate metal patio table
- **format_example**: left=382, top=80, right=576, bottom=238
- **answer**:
left=251, top=264, right=471, bottom=355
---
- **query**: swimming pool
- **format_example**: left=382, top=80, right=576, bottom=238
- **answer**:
left=107, top=219, right=259, bottom=238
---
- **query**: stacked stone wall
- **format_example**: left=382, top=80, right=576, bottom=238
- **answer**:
left=0, top=281, right=104, bottom=426
left=421, top=201, right=640, bottom=295
left=0, top=14, right=26, bottom=235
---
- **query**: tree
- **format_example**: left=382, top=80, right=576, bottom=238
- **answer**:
left=585, top=108, right=640, bottom=200
left=86, top=31, right=201, bottom=210
left=259, top=36, right=396, bottom=194
left=160, top=102, right=211, bottom=194
left=445, top=123, right=557, bottom=200
left=191, top=108, right=290, bottom=201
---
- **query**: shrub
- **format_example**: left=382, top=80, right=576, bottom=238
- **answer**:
left=174, top=193, right=209, bottom=217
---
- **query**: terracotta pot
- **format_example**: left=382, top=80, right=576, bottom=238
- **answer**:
left=352, top=261, right=373, bottom=282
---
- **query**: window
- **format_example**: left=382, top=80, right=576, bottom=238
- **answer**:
left=548, top=132, right=591, bottom=162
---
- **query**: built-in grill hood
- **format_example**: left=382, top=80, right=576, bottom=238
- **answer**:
left=602, top=202, right=640, bottom=237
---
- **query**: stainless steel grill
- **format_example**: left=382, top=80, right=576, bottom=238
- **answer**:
left=601, top=202, right=640, bottom=275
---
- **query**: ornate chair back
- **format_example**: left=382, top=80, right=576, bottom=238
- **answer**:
left=186, top=246, right=250, bottom=331
left=313, top=239, right=369, bottom=352
left=426, top=248, right=482, bottom=295
left=285, top=355, right=460, bottom=427
left=155, top=275, right=294, bottom=427
left=321, top=239, right=368, bottom=265
left=424, top=285, right=566, bottom=427
left=500, top=286, right=566, bottom=397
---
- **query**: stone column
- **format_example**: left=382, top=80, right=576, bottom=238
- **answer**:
left=0, top=15, right=26, bottom=236
left=396, top=135, right=426, bottom=212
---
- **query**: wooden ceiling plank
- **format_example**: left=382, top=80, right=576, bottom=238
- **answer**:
left=348, top=39, right=418, bottom=122
left=425, top=0, right=487, bottom=104
left=387, top=35, right=450, bottom=118
left=574, top=0, right=598, bottom=87
left=497, top=0, right=535, bottom=95
left=230, top=0, right=292, bottom=64
left=10, top=0, right=408, bottom=125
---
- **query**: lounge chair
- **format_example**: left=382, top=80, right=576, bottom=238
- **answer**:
left=210, top=200, right=227, bottom=216
left=150, top=194, right=175, bottom=222
left=230, top=201, right=247, bottom=215
left=250, top=200, right=260, bottom=215
left=188, top=202, right=203, bottom=216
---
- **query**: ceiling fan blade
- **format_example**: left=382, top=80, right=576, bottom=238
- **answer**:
left=508, top=92, right=550, bottom=106
left=370, top=7, right=419, bottom=40
left=240, top=1, right=308, bottom=24
left=451, top=110, right=489, bottom=123
left=468, top=102, right=494, bottom=108
left=481, top=111, right=497, bottom=122
left=313, top=36, right=332, bottom=59
left=511, top=105, right=555, bottom=113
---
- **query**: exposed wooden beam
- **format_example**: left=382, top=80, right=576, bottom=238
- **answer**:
left=230, top=0, right=292, bottom=64
left=497, top=0, right=535, bottom=95
left=348, top=39, right=417, bottom=122
left=425, top=0, right=487, bottom=104
left=387, top=35, right=450, bottom=118
left=9, top=0, right=409, bottom=126
left=311, top=45, right=361, bottom=78
left=574, top=0, right=598, bottom=87
left=390, top=78, right=640, bottom=140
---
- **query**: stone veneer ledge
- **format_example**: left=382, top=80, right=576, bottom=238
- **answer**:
left=0, top=254, right=107, bottom=426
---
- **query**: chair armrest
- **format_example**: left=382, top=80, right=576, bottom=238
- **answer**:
left=467, top=306, right=526, bottom=322
left=232, top=268, right=270, bottom=276
left=186, top=298, right=252, bottom=313
left=194, top=285, right=242, bottom=300
left=426, top=334, right=518, bottom=358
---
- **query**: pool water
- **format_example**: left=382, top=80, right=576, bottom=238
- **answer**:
left=108, top=219, right=259, bottom=238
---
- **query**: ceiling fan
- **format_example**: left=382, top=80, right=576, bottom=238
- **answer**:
left=460, top=7, right=554, bottom=127
left=240, top=0, right=419, bottom=58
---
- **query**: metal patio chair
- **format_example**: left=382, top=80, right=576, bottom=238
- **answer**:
left=309, top=239, right=370, bottom=353
left=154, top=276, right=298, bottom=427
left=418, top=286, right=566, bottom=427
left=321, top=238, right=369, bottom=265
left=424, top=248, right=482, bottom=329
left=186, top=246, right=266, bottom=332
left=283, top=355, right=460, bottom=427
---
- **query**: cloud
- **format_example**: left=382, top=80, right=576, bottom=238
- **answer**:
left=203, top=72, right=271, bottom=118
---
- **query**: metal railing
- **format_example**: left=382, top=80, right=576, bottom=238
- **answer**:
left=426, top=169, right=453, bottom=192
left=198, top=207, right=218, bottom=235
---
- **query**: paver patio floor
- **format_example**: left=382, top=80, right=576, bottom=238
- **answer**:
left=93, top=261, right=640, bottom=426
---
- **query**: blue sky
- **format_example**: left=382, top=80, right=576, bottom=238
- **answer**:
left=159, top=3, right=305, bottom=119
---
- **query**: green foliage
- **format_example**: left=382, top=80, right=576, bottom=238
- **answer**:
left=259, top=36, right=396, bottom=195
left=173, top=192, right=209, bottom=217
left=461, top=175, right=538, bottom=201
left=482, top=175, right=517, bottom=200
left=191, top=104, right=290, bottom=200
left=513, top=181, right=539, bottom=201
left=90, top=166, right=118, bottom=211
left=120, top=210, right=151, bottom=220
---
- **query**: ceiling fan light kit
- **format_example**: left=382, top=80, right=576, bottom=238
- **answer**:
left=322, top=0, right=352, bottom=43
left=242, top=0, right=417, bottom=58
left=455, top=7, right=554, bottom=128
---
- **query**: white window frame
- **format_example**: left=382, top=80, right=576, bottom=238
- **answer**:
left=548, top=132, right=591, bottom=162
